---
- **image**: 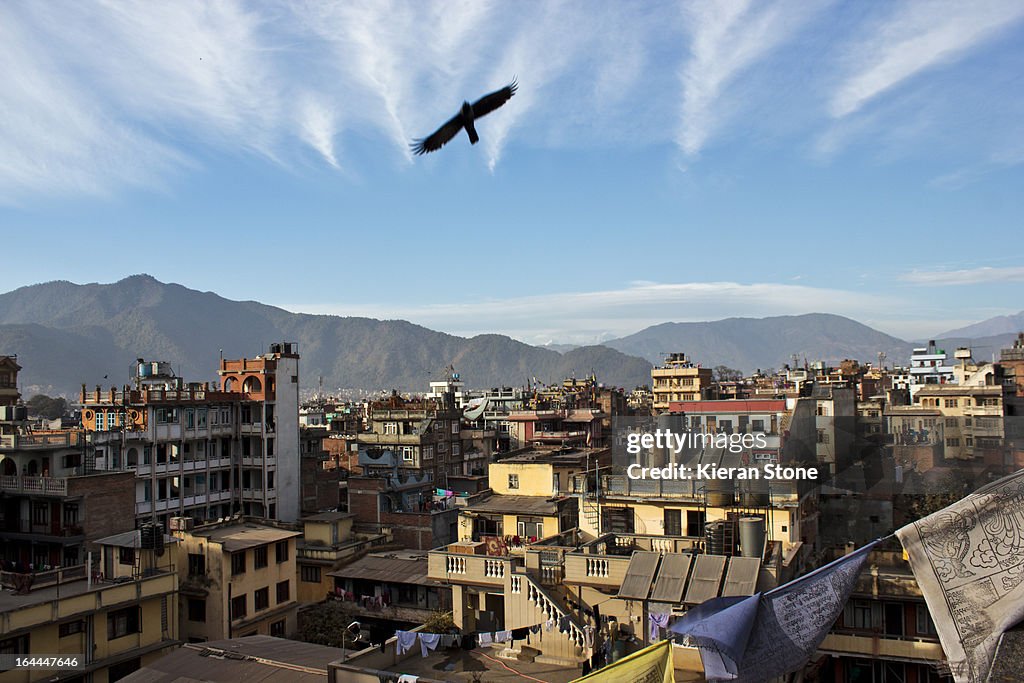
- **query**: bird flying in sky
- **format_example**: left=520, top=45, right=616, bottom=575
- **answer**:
left=411, top=79, right=518, bottom=155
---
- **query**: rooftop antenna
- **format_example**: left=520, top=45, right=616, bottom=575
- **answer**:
left=877, top=351, right=886, bottom=370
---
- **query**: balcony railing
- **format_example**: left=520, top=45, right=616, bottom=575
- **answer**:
left=2, top=519, right=85, bottom=537
left=427, top=549, right=516, bottom=586
left=0, top=432, right=81, bottom=449
left=0, top=475, right=68, bottom=496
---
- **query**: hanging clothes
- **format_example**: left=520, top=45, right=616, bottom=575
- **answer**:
left=494, top=630, right=512, bottom=643
left=510, top=627, right=529, bottom=641
left=584, top=625, right=595, bottom=649
left=395, top=631, right=418, bottom=656
left=545, top=618, right=555, bottom=632
left=419, top=633, right=442, bottom=658
left=648, top=613, right=671, bottom=642
left=397, top=676, right=419, bottom=683
left=478, top=633, right=493, bottom=646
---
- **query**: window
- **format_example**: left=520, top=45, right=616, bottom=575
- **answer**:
left=664, top=509, right=682, bottom=537
left=107, top=607, right=141, bottom=640
left=945, top=417, right=958, bottom=428
left=231, top=551, right=246, bottom=575
left=402, top=447, right=414, bottom=462
left=254, top=546, right=268, bottom=569
left=187, top=599, right=206, bottom=623
left=32, top=502, right=48, bottom=525
left=843, top=600, right=879, bottom=630
left=301, top=565, right=321, bottom=583
left=254, top=587, right=270, bottom=611
left=752, top=419, right=765, bottom=432
left=508, top=474, right=519, bottom=490
left=453, top=443, right=460, bottom=456
left=0, top=634, right=30, bottom=656
left=916, top=604, right=937, bottom=635
left=276, top=541, right=289, bottom=563
left=817, top=430, right=830, bottom=444
left=423, top=446, right=433, bottom=460
left=384, top=422, right=399, bottom=435
left=452, top=421, right=460, bottom=434
left=517, top=519, right=543, bottom=539
left=270, top=620, right=286, bottom=638
left=119, top=547, right=136, bottom=566
left=231, top=595, right=247, bottom=619
left=267, top=438, right=274, bottom=456
left=276, top=580, right=290, bottom=603
left=63, top=504, right=79, bottom=526
left=59, top=621, right=84, bottom=637
left=945, top=399, right=958, bottom=408
left=947, top=438, right=961, bottom=447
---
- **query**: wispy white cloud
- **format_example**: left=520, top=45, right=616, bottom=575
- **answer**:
left=676, top=0, right=826, bottom=156
left=901, top=266, right=1024, bottom=285
left=829, top=0, right=1024, bottom=119
left=2, top=1, right=1023, bottom=200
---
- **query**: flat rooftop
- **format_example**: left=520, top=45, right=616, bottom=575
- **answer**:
left=367, top=647, right=583, bottom=683
left=498, top=447, right=605, bottom=466
left=0, top=570, right=173, bottom=614
left=121, top=636, right=341, bottom=683
left=191, top=522, right=302, bottom=552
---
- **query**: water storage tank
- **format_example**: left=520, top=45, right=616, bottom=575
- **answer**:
left=138, top=361, right=152, bottom=377
left=739, top=517, right=766, bottom=558
left=741, top=476, right=771, bottom=506
left=705, top=478, right=735, bottom=507
left=705, top=520, right=735, bottom=556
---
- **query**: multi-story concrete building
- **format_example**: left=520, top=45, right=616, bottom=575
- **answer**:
left=1, top=361, right=137, bottom=569
left=505, top=408, right=604, bottom=451
left=173, top=517, right=301, bottom=643
left=82, top=343, right=302, bottom=528
left=0, top=529, right=179, bottom=683
left=352, top=392, right=467, bottom=484
left=651, top=353, right=713, bottom=411
left=908, top=341, right=955, bottom=398
left=295, top=511, right=390, bottom=605
left=0, top=355, right=21, bottom=408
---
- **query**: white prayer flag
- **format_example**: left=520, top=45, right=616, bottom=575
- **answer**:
left=896, top=468, right=1024, bottom=683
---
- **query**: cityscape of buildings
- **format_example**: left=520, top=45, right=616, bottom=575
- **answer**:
left=1, top=331, right=1023, bottom=682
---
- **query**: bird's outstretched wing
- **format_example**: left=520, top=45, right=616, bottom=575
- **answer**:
left=410, top=112, right=465, bottom=155
left=471, top=79, right=517, bottom=119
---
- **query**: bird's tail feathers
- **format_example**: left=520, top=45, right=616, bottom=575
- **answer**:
left=467, top=124, right=479, bottom=145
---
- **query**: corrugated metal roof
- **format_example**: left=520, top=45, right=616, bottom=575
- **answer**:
left=617, top=551, right=661, bottom=600
left=648, top=553, right=692, bottom=603
left=683, top=554, right=727, bottom=604
left=721, top=556, right=761, bottom=597
left=327, top=552, right=439, bottom=586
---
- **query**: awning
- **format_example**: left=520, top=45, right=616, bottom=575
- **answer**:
left=648, top=553, right=693, bottom=603
left=683, top=554, right=727, bottom=604
left=617, top=551, right=662, bottom=600
left=721, top=556, right=761, bottom=597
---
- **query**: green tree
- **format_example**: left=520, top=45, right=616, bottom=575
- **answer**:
left=712, top=365, right=743, bottom=382
left=26, top=394, right=69, bottom=420
left=297, top=600, right=359, bottom=646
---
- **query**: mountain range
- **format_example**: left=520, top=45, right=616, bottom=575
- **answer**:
left=0, top=276, right=1020, bottom=397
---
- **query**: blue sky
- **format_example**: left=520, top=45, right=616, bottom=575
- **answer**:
left=1, top=0, right=1023, bottom=345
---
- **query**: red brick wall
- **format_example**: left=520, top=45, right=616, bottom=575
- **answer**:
left=68, top=471, right=136, bottom=553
